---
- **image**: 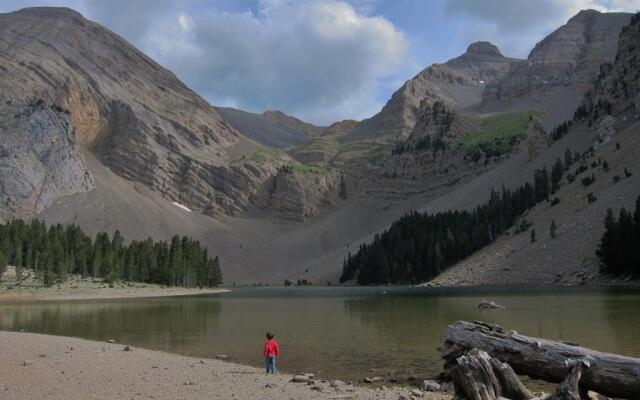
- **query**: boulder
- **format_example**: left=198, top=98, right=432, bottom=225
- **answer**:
left=420, top=380, right=441, bottom=392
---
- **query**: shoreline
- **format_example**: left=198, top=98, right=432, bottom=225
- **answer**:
left=0, top=331, right=451, bottom=400
left=0, top=266, right=229, bottom=301
left=0, top=286, right=230, bottom=301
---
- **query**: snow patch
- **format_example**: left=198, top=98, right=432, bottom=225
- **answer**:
left=172, top=202, right=192, bottom=212
left=479, top=80, right=485, bottom=84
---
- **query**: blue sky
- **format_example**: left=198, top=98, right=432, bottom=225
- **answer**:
left=2, top=0, right=640, bottom=124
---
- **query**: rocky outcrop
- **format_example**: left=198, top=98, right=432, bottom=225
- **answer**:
left=0, top=101, right=93, bottom=220
left=0, top=7, right=280, bottom=218
left=483, top=10, right=631, bottom=104
left=257, top=168, right=341, bottom=222
left=580, top=12, right=640, bottom=119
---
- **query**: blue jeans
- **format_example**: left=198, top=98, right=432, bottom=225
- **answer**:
left=265, top=356, right=276, bottom=374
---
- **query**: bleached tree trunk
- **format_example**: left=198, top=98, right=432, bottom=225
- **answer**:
left=440, top=321, right=640, bottom=399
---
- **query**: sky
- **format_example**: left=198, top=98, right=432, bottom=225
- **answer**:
left=2, top=0, right=640, bottom=124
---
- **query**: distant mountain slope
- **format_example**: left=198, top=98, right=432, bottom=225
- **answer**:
left=0, top=7, right=283, bottom=220
left=217, top=107, right=322, bottom=148
left=346, top=41, right=523, bottom=140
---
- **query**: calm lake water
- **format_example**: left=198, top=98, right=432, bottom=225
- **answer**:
left=1, top=286, right=639, bottom=382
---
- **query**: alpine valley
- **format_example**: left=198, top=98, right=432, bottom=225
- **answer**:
left=1, top=6, right=639, bottom=286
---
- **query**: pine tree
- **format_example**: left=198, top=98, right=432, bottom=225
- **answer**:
left=597, top=209, right=618, bottom=274
left=530, top=229, right=536, bottom=243
left=551, top=159, right=564, bottom=194
left=0, top=250, right=6, bottom=273
left=339, top=173, right=348, bottom=200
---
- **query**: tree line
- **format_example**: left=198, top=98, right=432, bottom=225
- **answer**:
left=340, top=155, right=577, bottom=285
left=0, top=219, right=222, bottom=288
left=597, top=194, right=640, bottom=278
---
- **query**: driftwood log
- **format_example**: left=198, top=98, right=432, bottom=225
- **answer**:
left=440, top=321, right=640, bottom=399
left=450, top=349, right=593, bottom=400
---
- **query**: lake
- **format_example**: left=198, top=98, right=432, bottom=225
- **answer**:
left=1, top=286, right=639, bottom=382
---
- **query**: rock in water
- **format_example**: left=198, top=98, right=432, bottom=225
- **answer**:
left=478, top=299, right=504, bottom=309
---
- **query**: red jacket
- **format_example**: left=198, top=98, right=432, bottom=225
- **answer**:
left=263, top=339, right=279, bottom=357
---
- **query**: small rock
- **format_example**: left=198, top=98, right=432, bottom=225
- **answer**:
left=330, top=380, right=345, bottom=388
left=183, top=381, right=195, bottom=386
left=291, top=375, right=311, bottom=383
left=421, top=380, right=441, bottom=392
left=310, top=385, right=323, bottom=391
left=410, top=388, right=422, bottom=397
left=265, top=383, right=276, bottom=388
left=107, top=339, right=115, bottom=344
left=398, top=396, right=408, bottom=400
left=440, top=382, right=454, bottom=393
left=38, top=354, right=46, bottom=358
left=214, top=354, right=231, bottom=361
left=478, top=299, right=504, bottom=309
left=22, top=360, right=32, bottom=366
left=363, top=377, right=373, bottom=384
left=199, top=360, right=205, bottom=364
left=371, top=376, right=383, bottom=382
left=123, top=346, right=131, bottom=352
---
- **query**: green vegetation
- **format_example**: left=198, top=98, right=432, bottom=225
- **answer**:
left=0, top=219, right=222, bottom=288
left=280, top=163, right=327, bottom=175
left=462, top=112, right=531, bottom=157
left=231, top=147, right=282, bottom=165
left=597, top=194, right=640, bottom=278
left=340, top=160, right=566, bottom=285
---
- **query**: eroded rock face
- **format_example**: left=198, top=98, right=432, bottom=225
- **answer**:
left=0, top=7, right=276, bottom=218
left=0, top=103, right=93, bottom=220
left=583, top=13, right=640, bottom=118
left=257, top=169, right=341, bottom=222
left=483, top=10, right=631, bottom=103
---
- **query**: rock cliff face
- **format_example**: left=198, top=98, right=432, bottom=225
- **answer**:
left=0, top=7, right=278, bottom=219
left=348, top=42, right=522, bottom=140
left=580, top=13, right=640, bottom=118
left=0, top=102, right=93, bottom=220
left=256, top=168, right=342, bottom=222
left=483, top=10, right=631, bottom=104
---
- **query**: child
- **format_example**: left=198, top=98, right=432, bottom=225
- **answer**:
left=263, top=331, right=279, bottom=374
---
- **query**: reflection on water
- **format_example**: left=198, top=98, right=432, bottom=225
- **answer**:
left=1, top=287, right=638, bottom=381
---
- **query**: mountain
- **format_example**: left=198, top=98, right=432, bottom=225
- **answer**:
left=346, top=41, right=523, bottom=140
left=1, top=7, right=637, bottom=285
left=216, top=108, right=322, bottom=148
left=0, top=7, right=284, bottom=221
left=480, top=10, right=632, bottom=128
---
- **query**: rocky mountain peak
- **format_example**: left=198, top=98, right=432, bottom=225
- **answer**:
left=14, top=6, right=84, bottom=20
left=465, top=41, right=503, bottom=57
left=568, top=9, right=602, bottom=22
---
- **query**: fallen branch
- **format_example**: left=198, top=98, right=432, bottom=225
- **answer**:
left=440, top=321, right=640, bottom=399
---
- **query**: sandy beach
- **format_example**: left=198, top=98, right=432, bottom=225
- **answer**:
left=0, top=331, right=451, bottom=400
left=0, top=266, right=229, bottom=301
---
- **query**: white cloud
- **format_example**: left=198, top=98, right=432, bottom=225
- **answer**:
left=146, top=0, right=407, bottom=124
left=445, top=0, right=640, bottom=57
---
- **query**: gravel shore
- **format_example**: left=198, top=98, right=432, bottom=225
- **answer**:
left=0, top=266, right=229, bottom=301
left=0, top=332, right=451, bottom=400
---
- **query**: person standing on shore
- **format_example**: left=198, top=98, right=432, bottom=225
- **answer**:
left=263, top=332, right=279, bottom=374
